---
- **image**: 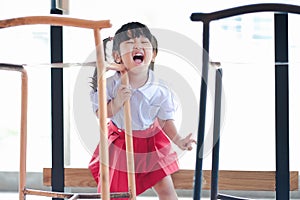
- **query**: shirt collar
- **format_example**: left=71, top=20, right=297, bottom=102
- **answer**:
left=112, top=70, right=158, bottom=100
left=137, top=70, right=158, bottom=100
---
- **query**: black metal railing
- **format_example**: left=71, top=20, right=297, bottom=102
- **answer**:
left=191, top=3, right=300, bottom=200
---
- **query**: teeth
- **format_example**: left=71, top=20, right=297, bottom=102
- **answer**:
left=133, top=53, right=143, bottom=63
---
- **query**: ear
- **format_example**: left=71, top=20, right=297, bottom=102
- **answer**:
left=151, top=51, right=157, bottom=63
left=113, top=51, right=122, bottom=64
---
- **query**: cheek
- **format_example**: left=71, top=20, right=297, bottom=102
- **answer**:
left=118, top=47, right=132, bottom=63
left=120, top=53, right=132, bottom=66
left=145, top=50, right=154, bottom=62
left=119, top=47, right=131, bottom=57
left=120, top=52, right=131, bottom=60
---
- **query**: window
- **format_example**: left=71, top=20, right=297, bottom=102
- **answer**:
left=0, top=0, right=51, bottom=172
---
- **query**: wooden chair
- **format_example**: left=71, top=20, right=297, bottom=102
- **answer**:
left=0, top=15, right=136, bottom=200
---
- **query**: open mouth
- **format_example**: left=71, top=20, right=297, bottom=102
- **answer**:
left=133, top=53, right=144, bottom=64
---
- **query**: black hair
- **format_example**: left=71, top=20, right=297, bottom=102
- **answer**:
left=113, top=22, right=154, bottom=53
left=90, top=23, right=158, bottom=91
left=90, top=37, right=112, bottom=92
left=149, top=35, right=158, bottom=71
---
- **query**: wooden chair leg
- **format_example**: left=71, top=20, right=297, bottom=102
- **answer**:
left=20, top=69, right=28, bottom=200
left=121, top=71, right=137, bottom=199
left=94, top=28, right=137, bottom=199
left=94, top=28, right=110, bottom=200
left=0, top=64, right=28, bottom=200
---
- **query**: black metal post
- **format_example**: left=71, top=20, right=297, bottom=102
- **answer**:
left=50, top=1, right=64, bottom=200
left=193, top=21, right=210, bottom=200
left=274, top=13, right=290, bottom=200
left=211, top=68, right=222, bottom=200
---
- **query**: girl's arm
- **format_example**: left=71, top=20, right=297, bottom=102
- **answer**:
left=107, top=99, right=122, bottom=118
left=158, top=118, right=196, bottom=151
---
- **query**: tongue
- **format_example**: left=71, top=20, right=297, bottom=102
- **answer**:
left=134, top=59, right=142, bottom=64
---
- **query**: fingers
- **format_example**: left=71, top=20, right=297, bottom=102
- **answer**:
left=182, top=133, right=196, bottom=151
left=119, top=85, right=131, bottom=96
left=185, top=133, right=193, bottom=140
left=106, top=62, right=126, bottom=72
left=118, top=84, right=131, bottom=91
left=183, top=133, right=195, bottom=144
left=116, top=85, right=131, bottom=103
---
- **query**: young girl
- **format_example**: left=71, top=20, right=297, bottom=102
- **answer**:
left=89, top=22, right=195, bottom=200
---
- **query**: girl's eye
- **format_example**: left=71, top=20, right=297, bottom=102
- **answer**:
left=125, top=39, right=134, bottom=44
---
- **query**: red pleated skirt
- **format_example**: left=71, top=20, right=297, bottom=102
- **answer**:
left=88, top=120, right=179, bottom=199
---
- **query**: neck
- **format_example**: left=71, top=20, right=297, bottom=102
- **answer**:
left=128, top=69, right=149, bottom=89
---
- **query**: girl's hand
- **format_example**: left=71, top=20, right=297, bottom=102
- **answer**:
left=106, top=62, right=127, bottom=72
left=174, top=133, right=196, bottom=151
left=113, top=84, right=131, bottom=108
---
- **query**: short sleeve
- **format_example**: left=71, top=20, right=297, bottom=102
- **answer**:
left=106, top=73, right=117, bottom=102
left=90, top=90, right=99, bottom=113
left=90, top=73, right=119, bottom=114
left=157, top=89, right=178, bottom=120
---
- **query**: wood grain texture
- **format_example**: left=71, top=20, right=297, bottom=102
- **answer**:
left=43, top=168, right=298, bottom=191
left=0, top=15, right=111, bottom=29
left=24, top=188, right=130, bottom=199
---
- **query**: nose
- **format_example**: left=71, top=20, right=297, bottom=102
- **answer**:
left=133, top=45, right=141, bottom=50
left=133, top=40, right=142, bottom=50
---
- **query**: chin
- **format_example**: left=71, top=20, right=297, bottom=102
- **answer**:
left=130, top=65, right=148, bottom=72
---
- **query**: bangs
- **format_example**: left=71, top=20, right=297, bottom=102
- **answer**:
left=113, top=22, right=153, bottom=51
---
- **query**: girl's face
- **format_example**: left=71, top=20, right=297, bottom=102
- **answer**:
left=119, top=36, right=153, bottom=72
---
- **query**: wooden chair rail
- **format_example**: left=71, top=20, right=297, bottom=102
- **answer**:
left=24, top=188, right=130, bottom=199
left=43, top=168, right=298, bottom=191
left=0, top=15, right=111, bottom=29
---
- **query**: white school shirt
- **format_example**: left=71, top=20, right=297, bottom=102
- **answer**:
left=90, top=70, right=178, bottom=130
